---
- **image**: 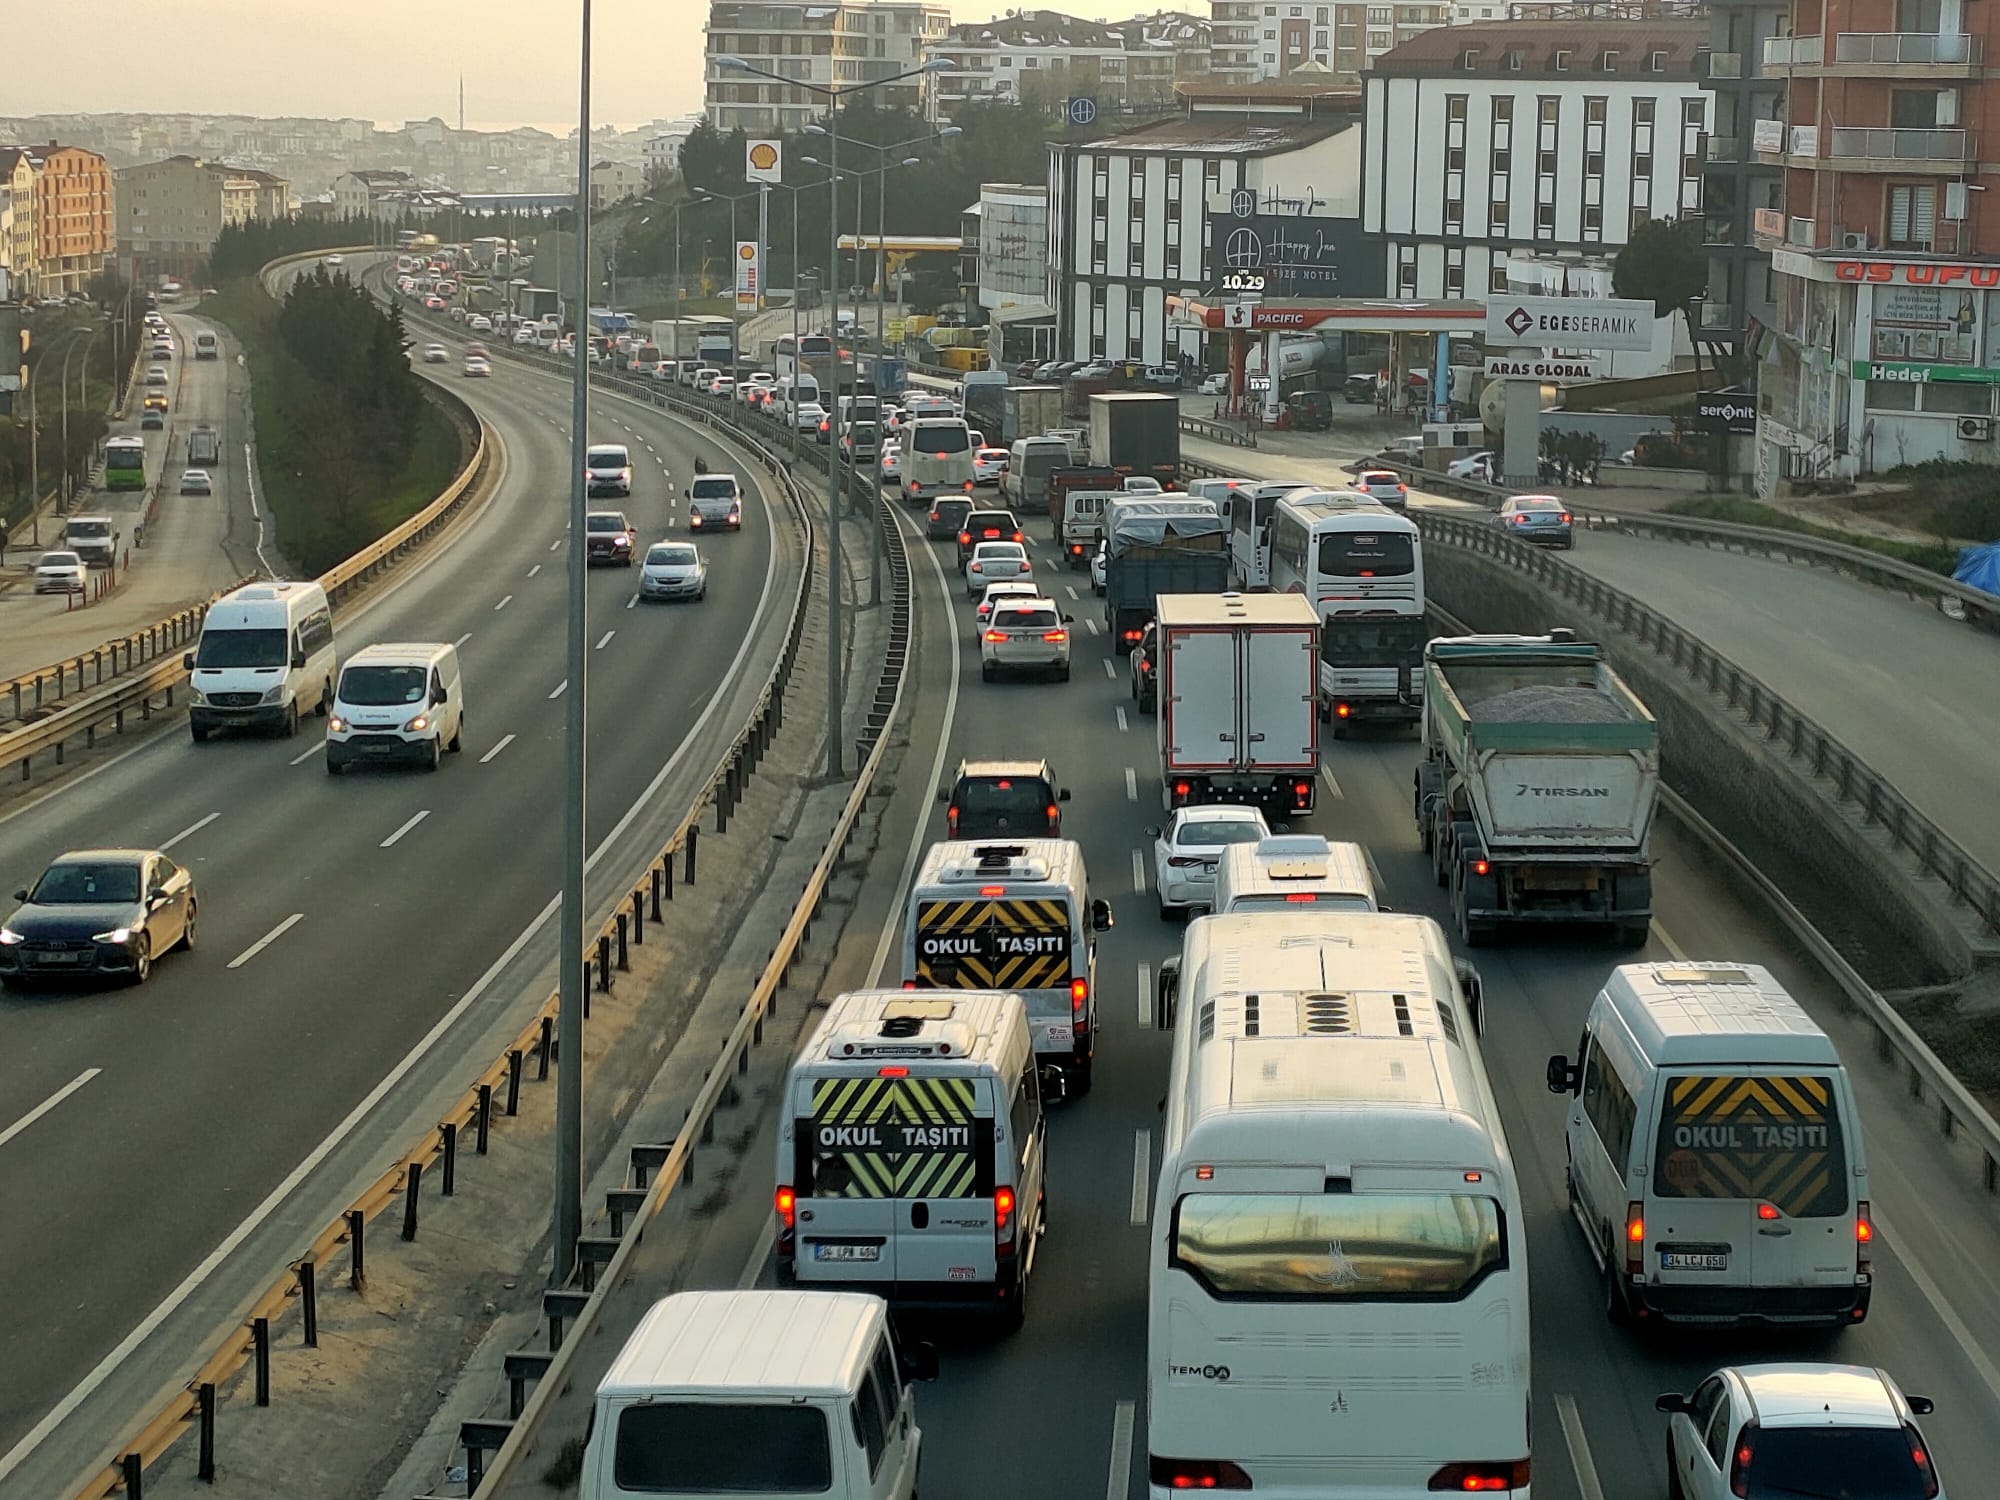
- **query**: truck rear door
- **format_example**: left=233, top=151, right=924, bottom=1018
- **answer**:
left=1243, top=625, right=1317, bottom=770
left=1483, top=750, right=1650, bottom=845
left=1164, top=629, right=1240, bottom=771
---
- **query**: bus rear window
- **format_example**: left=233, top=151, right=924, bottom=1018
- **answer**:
left=910, top=422, right=970, bottom=455
left=1318, top=532, right=1416, bottom=577
left=1653, top=1073, right=1848, bottom=1218
left=1171, top=1192, right=1506, bottom=1300
left=614, top=1403, right=831, bottom=1492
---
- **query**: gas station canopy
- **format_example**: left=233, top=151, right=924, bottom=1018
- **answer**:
left=1168, top=295, right=1485, bottom=335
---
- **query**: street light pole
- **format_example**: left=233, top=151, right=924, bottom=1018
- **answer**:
left=553, top=0, right=596, bottom=1292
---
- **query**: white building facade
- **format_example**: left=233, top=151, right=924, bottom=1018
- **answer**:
left=1362, top=21, right=1710, bottom=312
left=703, top=2, right=950, bottom=135
left=1212, top=0, right=1449, bottom=86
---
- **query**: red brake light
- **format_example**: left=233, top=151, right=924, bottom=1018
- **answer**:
left=1046, top=803, right=1060, bottom=822
left=1071, top=976, right=1088, bottom=1013
left=1043, top=630, right=1068, bottom=643
left=985, top=630, right=1006, bottom=643
left=1150, top=1459, right=1252, bottom=1491
left=877, top=1066, right=909, bottom=1077
left=1472, top=859, right=1490, bottom=877
left=1173, top=780, right=1191, bottom=799
left=1856, top=1199, right=1873, bottom=1270
left=1123, top=628, right=1143, bottom=641
left=1335, top=702, right=1351, bottom=718
left=1626, top=1202, right=1646, bottom=1276
left=995, top=779, right=1012, bottom=789
left=1757, top=1202, right=1780, bottom=1220
left=1730, top=1424, right=1757, bottom=1498
left=978, top=885, right=1006, bottom=897
left=1427, top=1460, right=1530, bottom=1492
left=994, top=1185, right=1016, bottom=1235
left=774, top=1185, right=796, bottom=1229
left=1906, top=1425, right=1940, bottom=1499
left=958, top=532, right=971, bottom=545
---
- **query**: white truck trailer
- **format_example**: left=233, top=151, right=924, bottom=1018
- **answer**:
left=1155, top=592, right=1320, bottom=819
left=1413, top=631, right=1658, bottom=947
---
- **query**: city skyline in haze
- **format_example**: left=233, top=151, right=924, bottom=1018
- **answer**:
left=10, top=0, right=1186, bottom=134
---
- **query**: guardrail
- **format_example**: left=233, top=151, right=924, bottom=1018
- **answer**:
left=1417, top=511, right=2000, bottom=943
left=68, top=370, right=844, bottom=1500
left=1428, top=596, right=2000, bottom=1203
left=1180, top=411, right=1258, bottom=450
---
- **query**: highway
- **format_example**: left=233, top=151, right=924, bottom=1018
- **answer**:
left=682, top=491, right=2000, bottom=1498
left=0, top=315, right=804, bottom=1491
left=0, top=309, right=256, bottom=686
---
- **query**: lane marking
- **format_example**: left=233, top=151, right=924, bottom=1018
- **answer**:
left=479, top=734, right=516, bottom=765
left=1115, top=706, right=1129, bottom=734
left=1876, top=1207, right=2000, bottom=1403
left=1124, top=767, right=1138, bottom=802
left=1655, top=923, right=1689, bottom=960
left=0, top=1070, right=102, bottom=1152
left=1132, top=848, right=1147, bottom=893
left=160, top=812, right=219, bottom=851
left=493, top=594, right=512, bottom=612
left=288, top=741, right=325, bottom=766
left=549, top=538, right=562, bottom=552
left=226, top=912, right=304, bottom=970
left=1320, top=763, right=1344, bottom=800
left=1065, top=585, right=1078, bottom=600
left=595, top=630, right=616, bottom=650
left=380, top=810, right=430, bottom=848
left=527, top=563, right=541, bottom=578
left=1555, top=1393, right=1606, bottom=1500
left=1106, top=1401, right=1136, bottom=1500
left=1085, top=618, right=1100, bottom=637
left=1102, top=659, right=1116, bottom=679
left=549, top=680, right=568, bottom=700
left=453, top=633, right=472, bottom=649
left=737, top=1217, right=776, bottom=1290
left=1130, top=1131, right=1152, bottom=1226
left=1137, top=962, right=1152, bottom=1029
left=627, top=592, right=640, bottom=609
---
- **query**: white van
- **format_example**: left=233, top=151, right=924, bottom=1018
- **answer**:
left=185, top=581, right=335, bottom=741
left=777, top=990, right=1058, bottom=1326
left=687, top=472, right=744, bottom=531
left=902, top=840, right=1112, bottom=1092
left=581, top=1290, right=934, bottom=1500
left=1211, top=834, right=1379, bottom=914
left=1545, top=961, right=1872, bottom=1329
left=1059, top=488, right=1120, bottom=569
left=193, top=330, right=218, bottom=361
left=325, top=642, right=464, bottom=774
left=585, top=443, right=634, bottom=497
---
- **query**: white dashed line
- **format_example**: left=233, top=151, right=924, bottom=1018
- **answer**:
left=161, top=812, right=220, bottom=850
left=453, top=633, right=471, bottom=649
left=1132, top=848, right=1146, bottom=892
left=380, top=810, right=430, bottom=848
left=1137, top=962, right=1152, bottom=1028
left=1555, top=1394, right=1606, bottom=1500
left=1103, top=659, right=1116, bottom=679
left=549, top=538, right=562, bottom=552
left=1320, top=764, right=1344, bottom=800
left=1085, top=619, right=1100, bottom=636
left=479, top=734, right=516, bottom=764
left=1124, top=767, right=1138, bottom=802
left=1655, top=924, right=1688, bottom=960
left=1065, top=585, right=1078, bottom=600
left=1106, top=1402, right=1136, bottom=1500
left=1129, top=1131, right=1151, bottom=1225
left=493, top=594, right=512, bottom=612
left=595, top=630, right=615, bottom=650
left=288, top=741, right=325, bottom=766
left=527, top=563, right=541, bottom=578
left=627, top=592, right=640, bottom=608
left=226, top=912, right=304, bottom=970
left=549, top=680, right=568, bottom=700
left=0, top=1070, right=102, bottom=1152
left=1115, top=706, right=1129, bottom=733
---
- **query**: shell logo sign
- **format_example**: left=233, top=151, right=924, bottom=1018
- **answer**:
left=735, top=240, right=761, bottom=310
left=746, top=138, right=783, bottom=183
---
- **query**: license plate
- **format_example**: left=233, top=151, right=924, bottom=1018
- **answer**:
left=32, top=951, right=82, bottom=965
left=1043, top=1023, right=1074, bottom=1046
left=812, top=1243, right=880, bottom=1263
left=1660, top=1252, right=1729, bottom=1271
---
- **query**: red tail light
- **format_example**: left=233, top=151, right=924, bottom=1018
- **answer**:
left=1046, top=803, right=1060, bottom=825
left=1757, top=1202, right=1781, bottom=1220
left=994, top=1185, right=1016, bottom=1236
left=1626, top=1202, right=1646, bottom=1275
left=1472, top=859, right=1490, bottom=877
left=1167, top=855, right=1202, bottom=868
left=1427, top=1459, right=1530, bottom=1492
left=1011, top=530, right=1023, bottom=541
left=1906, top=1425, right=1940, bottom=1499
left=1071, top=977, right=1088, bottom=1013
left=1856, top=1199, right=1873, bottom=1271
left=1560, top=513, right=1572, bottom=523
left=1149, top=1458, right=1251, bottom=1491
left=1173, top=780, right=1191, bottom=800
left=1043, top=630, right=1068, bottom=643
left=958, top=531, right=971, bottom=545
left=1730, top=1424, right=1757, bottom=1498
left=985, top=630, right=1007, bottom=643
left=929, top=510, right=941, bottom=521
left=1122, top=628, right=1143, bottom=641
left=964, top=480, right=975, bottom=490
left=1293, top=781, right=1311, bottom=807
left=774, top=1185, right=796, bottom=1230
left=947, top=806, right=959, bottom=829
left=1335, top=702, right=1351, bottom=718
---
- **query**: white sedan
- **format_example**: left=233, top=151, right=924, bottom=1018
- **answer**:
left=709, top=376, right=737, bottom=399
left=1151, top=806, right=1272, bottom=919
left=880, top=444, right=902, bottom=482
left=469, top=315, right=493, bottom=332
left=33, top=551, right=88, bottom=595
left=1447, top=450, right=1495, bottom=481
left=1090, top=536, right=1108, bottom=596
left=422, top=344, right=449, bottom=364
left=179, top=468, right=213, bottom=495
left=964, top=540, right=1031, bottom=599
left=463, top=357, right=492, bottom=378
left=973, top=447, right=1008, bottom=486
left=1122, top=475, right=1163, bottom=494
left=792, top=401, right=828, bottom=433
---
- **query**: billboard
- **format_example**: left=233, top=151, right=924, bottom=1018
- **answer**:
left=1484, top=295, right=1656, bottom=352
left=1206, top=210, right=1382, bottom=299
left=734, top=241, right=760, bottom=312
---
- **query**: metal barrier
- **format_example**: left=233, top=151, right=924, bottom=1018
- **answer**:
left=1180, top=412, right=1258, bottom=450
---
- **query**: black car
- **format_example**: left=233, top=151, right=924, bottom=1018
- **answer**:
left=941, top=759, right=1070, bottom=839
left=1342, top=373, right=1377, bottom=405
left=585, top=510, right=638, bottom=566
left=956, top=508, right=1025, bottom=566
left=0, top=849, right=197, bottom=988
left=1130, top=621, right=1158, bottom=714
left=927, top=496, right=974, bottom=541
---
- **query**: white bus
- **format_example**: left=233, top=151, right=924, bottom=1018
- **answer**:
left=1148, top=911, right=1529, bottom=1500
left=899, top=416, right=976, bottom=505
left=1268, top=490, right=1428, bottom=731
left=1224, top=479, right=1313, bottom=589
left=774, top=332, right=835, bottom=381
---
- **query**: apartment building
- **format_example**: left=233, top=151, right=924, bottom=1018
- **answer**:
left=589, top=159, right=644, bottom=210
left=1753, top=0, right=2000, bottom=484
left=332, top=168, right=417, bottom=220
left=703, top=2, right=951, bottom=135
left=22, top=143, right=112, bottom=297
left=929, top=11, right=1212, bottom=116
left=114, top=155, right=291, bottom=285
left=1362, top=21, right=1710, bottom=319
left=0, top=147, right=37, bottom=296
left=1212, top=0, right=1449, bottom=85
left=1699, top=0, right=1786, bottom=350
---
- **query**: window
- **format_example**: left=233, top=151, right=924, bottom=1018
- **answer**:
left=1585, top=96, right=1607, bottom=126
left=1535, top=203, right=1556, bottom=234
left=1448, top=94, right=1468, bottom=121
left=1009, top=1064, right=1041, bottom=1157
left=1538, top=96, right=1558, bottom=125
left=1461, top=47, right=1480, bottom=69
left=1634, top=97, right=1655, bottom=126
left=1649, top=48, right=1667, bottom=70
left=1586, top=151, right=1604, bottom=176
left=1600, top=48, right=1619, bottom=70
left=615, top=1404, right=831, bottom=1493
left=1448, top=146, right=1467, bottom=172
left=850, top=1370, right=890, bottom=1480
left=1507, top=49, right=1524, bottom=70
left=1890, top=88, right=1942, bottom=128
left=1554, top=48, right=1570, bottom=70
left=1583, top=203, right=1603, bottom=238
left=1490, top=263, right=1510, bottom=293
left=1172, top=1193, right=1508, bottom=1300
left=1885, top=182, right=1936, bottom=248
left=1578, top=1045, right=1637, bottom=1169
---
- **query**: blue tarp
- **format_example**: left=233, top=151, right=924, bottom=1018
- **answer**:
left=1952, top=541, right=2000, bottom=596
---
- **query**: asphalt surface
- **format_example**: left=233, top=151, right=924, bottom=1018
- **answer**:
left=688, top=489, right=2000, bottom=1499
left=0, top=309, right=256, bottom=685
left=0, top=317, right=803, bottom=1493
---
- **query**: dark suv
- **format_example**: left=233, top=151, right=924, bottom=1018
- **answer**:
left=956, top=508, right=1024, bottom=566
left=927, top=495, right=974, bottom=542
left=940, top=758, right=1070, bottom=839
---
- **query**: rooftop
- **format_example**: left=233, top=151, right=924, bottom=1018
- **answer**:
left=1071, top=109, right=1355, bottom=155
left=1370, top=18, right=1707, bottom=77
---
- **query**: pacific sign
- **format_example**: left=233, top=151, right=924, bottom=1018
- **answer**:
left=1482, top=354, right=1608, bottom=380
left=1484, top=295, right=1656, bottom=352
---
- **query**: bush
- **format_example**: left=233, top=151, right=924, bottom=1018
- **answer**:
left=1665, top=495, right=1960, bottom=577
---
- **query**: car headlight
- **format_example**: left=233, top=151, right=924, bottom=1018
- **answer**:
left=261, top=686, right=286, bottom=705
left=0, top=928, right=22, bottom=946
left=615, top=534, right=630, bottom=547
left=404, top=713, right=430, bottom=732
left=328, top=715, right=349, bottom=733
left=93, top=927, right=132, bottom=944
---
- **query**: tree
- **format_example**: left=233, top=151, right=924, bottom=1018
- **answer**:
left=1613, top=217, right=1710, bottom=383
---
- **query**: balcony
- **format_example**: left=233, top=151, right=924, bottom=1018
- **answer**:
left=1827, top=126, right=1976, bottom=171
left=1830, top=31, right=1981, bottom=73
left=1763, top=34, right=1823, bottom=71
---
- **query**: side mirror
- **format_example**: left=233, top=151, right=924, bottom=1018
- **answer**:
left=902, top=1340, right=940, bottom=1384
left=1155, top=956, right=1182, bottom=1032
left=1090, top=898, right=1114, bottom=933
left=1378, top=902, right=1395, bottom=913
left=290, top=650, right=307, bottom=670
left=1653, top=1394, right=1691, bottom=1416
left=12, top=888, right=27, bottom=902
left=432, top=687, right=448, bottom=706
left=1546, top=1055, right=1580, bottom=1096
left=1907, top=1396, right=1935, bottom=1416
left=1063, top=613, right=1074, bottom=624
left=1143, top=825, right=1161, bottom=839
left=1037, top=1064, right=1068, bottom=1104
left=148, top=891, right=170, bottom=910
left=1057, top=788, right=1072, bottom=803
left=182, top=651, right=195, bottom=670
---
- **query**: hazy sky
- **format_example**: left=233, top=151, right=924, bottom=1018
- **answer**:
left=16, top=1, right=1180, bottom=133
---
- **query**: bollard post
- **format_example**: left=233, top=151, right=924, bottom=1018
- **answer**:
left=716, top=778, right=730, bottom=834
left=198, top=1381, right=216, bottom=1482
left=596, top=938, right=610, bottom=991
left=538, top=1014, right=553, bottom=1080
left=122, top=1453, right=143, bottom=1500
left=507, top=1050, right=523, bottom=1115
left=441, top=1122, right=458, bottom=1196
left=477, top=1083, right=493, bottom=1154
left=663, top=852, right=675, bottom=902
left=650, top=864, right=663, bottom=920
left=631, top=890, right=645, bottom=946
left=686, top=826, right=699, bottom=885
left=347, top=1208, right=365, bottom=1291
left=403, top=1161, right=423, bottom=1240
left=298, top=1256, right=318, bottom=1347
left=253, top=1317, right=271, bottom=1406
left=617, top=912, right=630, bottom=970
left=584, top=958, right=595, bottom=1017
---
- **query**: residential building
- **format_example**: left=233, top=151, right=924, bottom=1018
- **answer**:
left=703, top=2, right=952, bottom=135
left=1212, top=0, right=1449, bottom=86
left=1362, top=22, right=1710, bottom=310
left=589, top=158, right=643, bottom=209
left=928, top=10, right=1212, bottom=117
left=1698, top=0, right=1784, bottom=350
left=643, top=115, right=702, bottom=182
left=333, top=168, right=417, bottom=220
left=976, top=183, right=1058, bottom=363
left=114, top=156, right=289, bottom=284
left=20, top=143, right=112, bottom=297
left=1047, top=80, right=1369, bottom=365
left=1753, top=0, right=2000, bottom=485
left=0, top=147, right=37, bottom=296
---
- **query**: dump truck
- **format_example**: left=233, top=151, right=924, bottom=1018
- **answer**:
left=1087, top=391, right=1179, bottom=489
left=1413, top=631, right=1658, bottom=948
left=1101, top=495, right=1228, bottom=653
left=1154, top=591, right=1320, bottom=818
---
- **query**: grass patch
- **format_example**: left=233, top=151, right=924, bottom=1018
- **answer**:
left=1664, top=495, right=1962, bottom=577
left=201, top=278, right=463, bottom=574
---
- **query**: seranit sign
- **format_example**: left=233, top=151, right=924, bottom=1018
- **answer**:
left=1483, top=295, right=1656, bottom=352
left=1482, top=353, right=1608, bottom=380
left=1836, top=260, right=2000, bottom=287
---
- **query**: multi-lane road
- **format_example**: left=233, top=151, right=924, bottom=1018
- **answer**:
left=0, top=308, right=804, bottom=1493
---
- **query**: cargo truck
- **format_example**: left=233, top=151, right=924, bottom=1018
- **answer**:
left=1102, top=495, right=1229, bottom=653
left=1087, top=391, right=1179, bottom=489
left=1044, top=463, right=1122, bottom=538
left=1154, top=592, right=1320, bottom=818
left=1413, top=631, right=1658, bottom=948
left=187, top=425, right=221, bottom=467
left=1001, top=385, right=1063, bottom=447
left=962, top=369, right=1010, bottom=440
